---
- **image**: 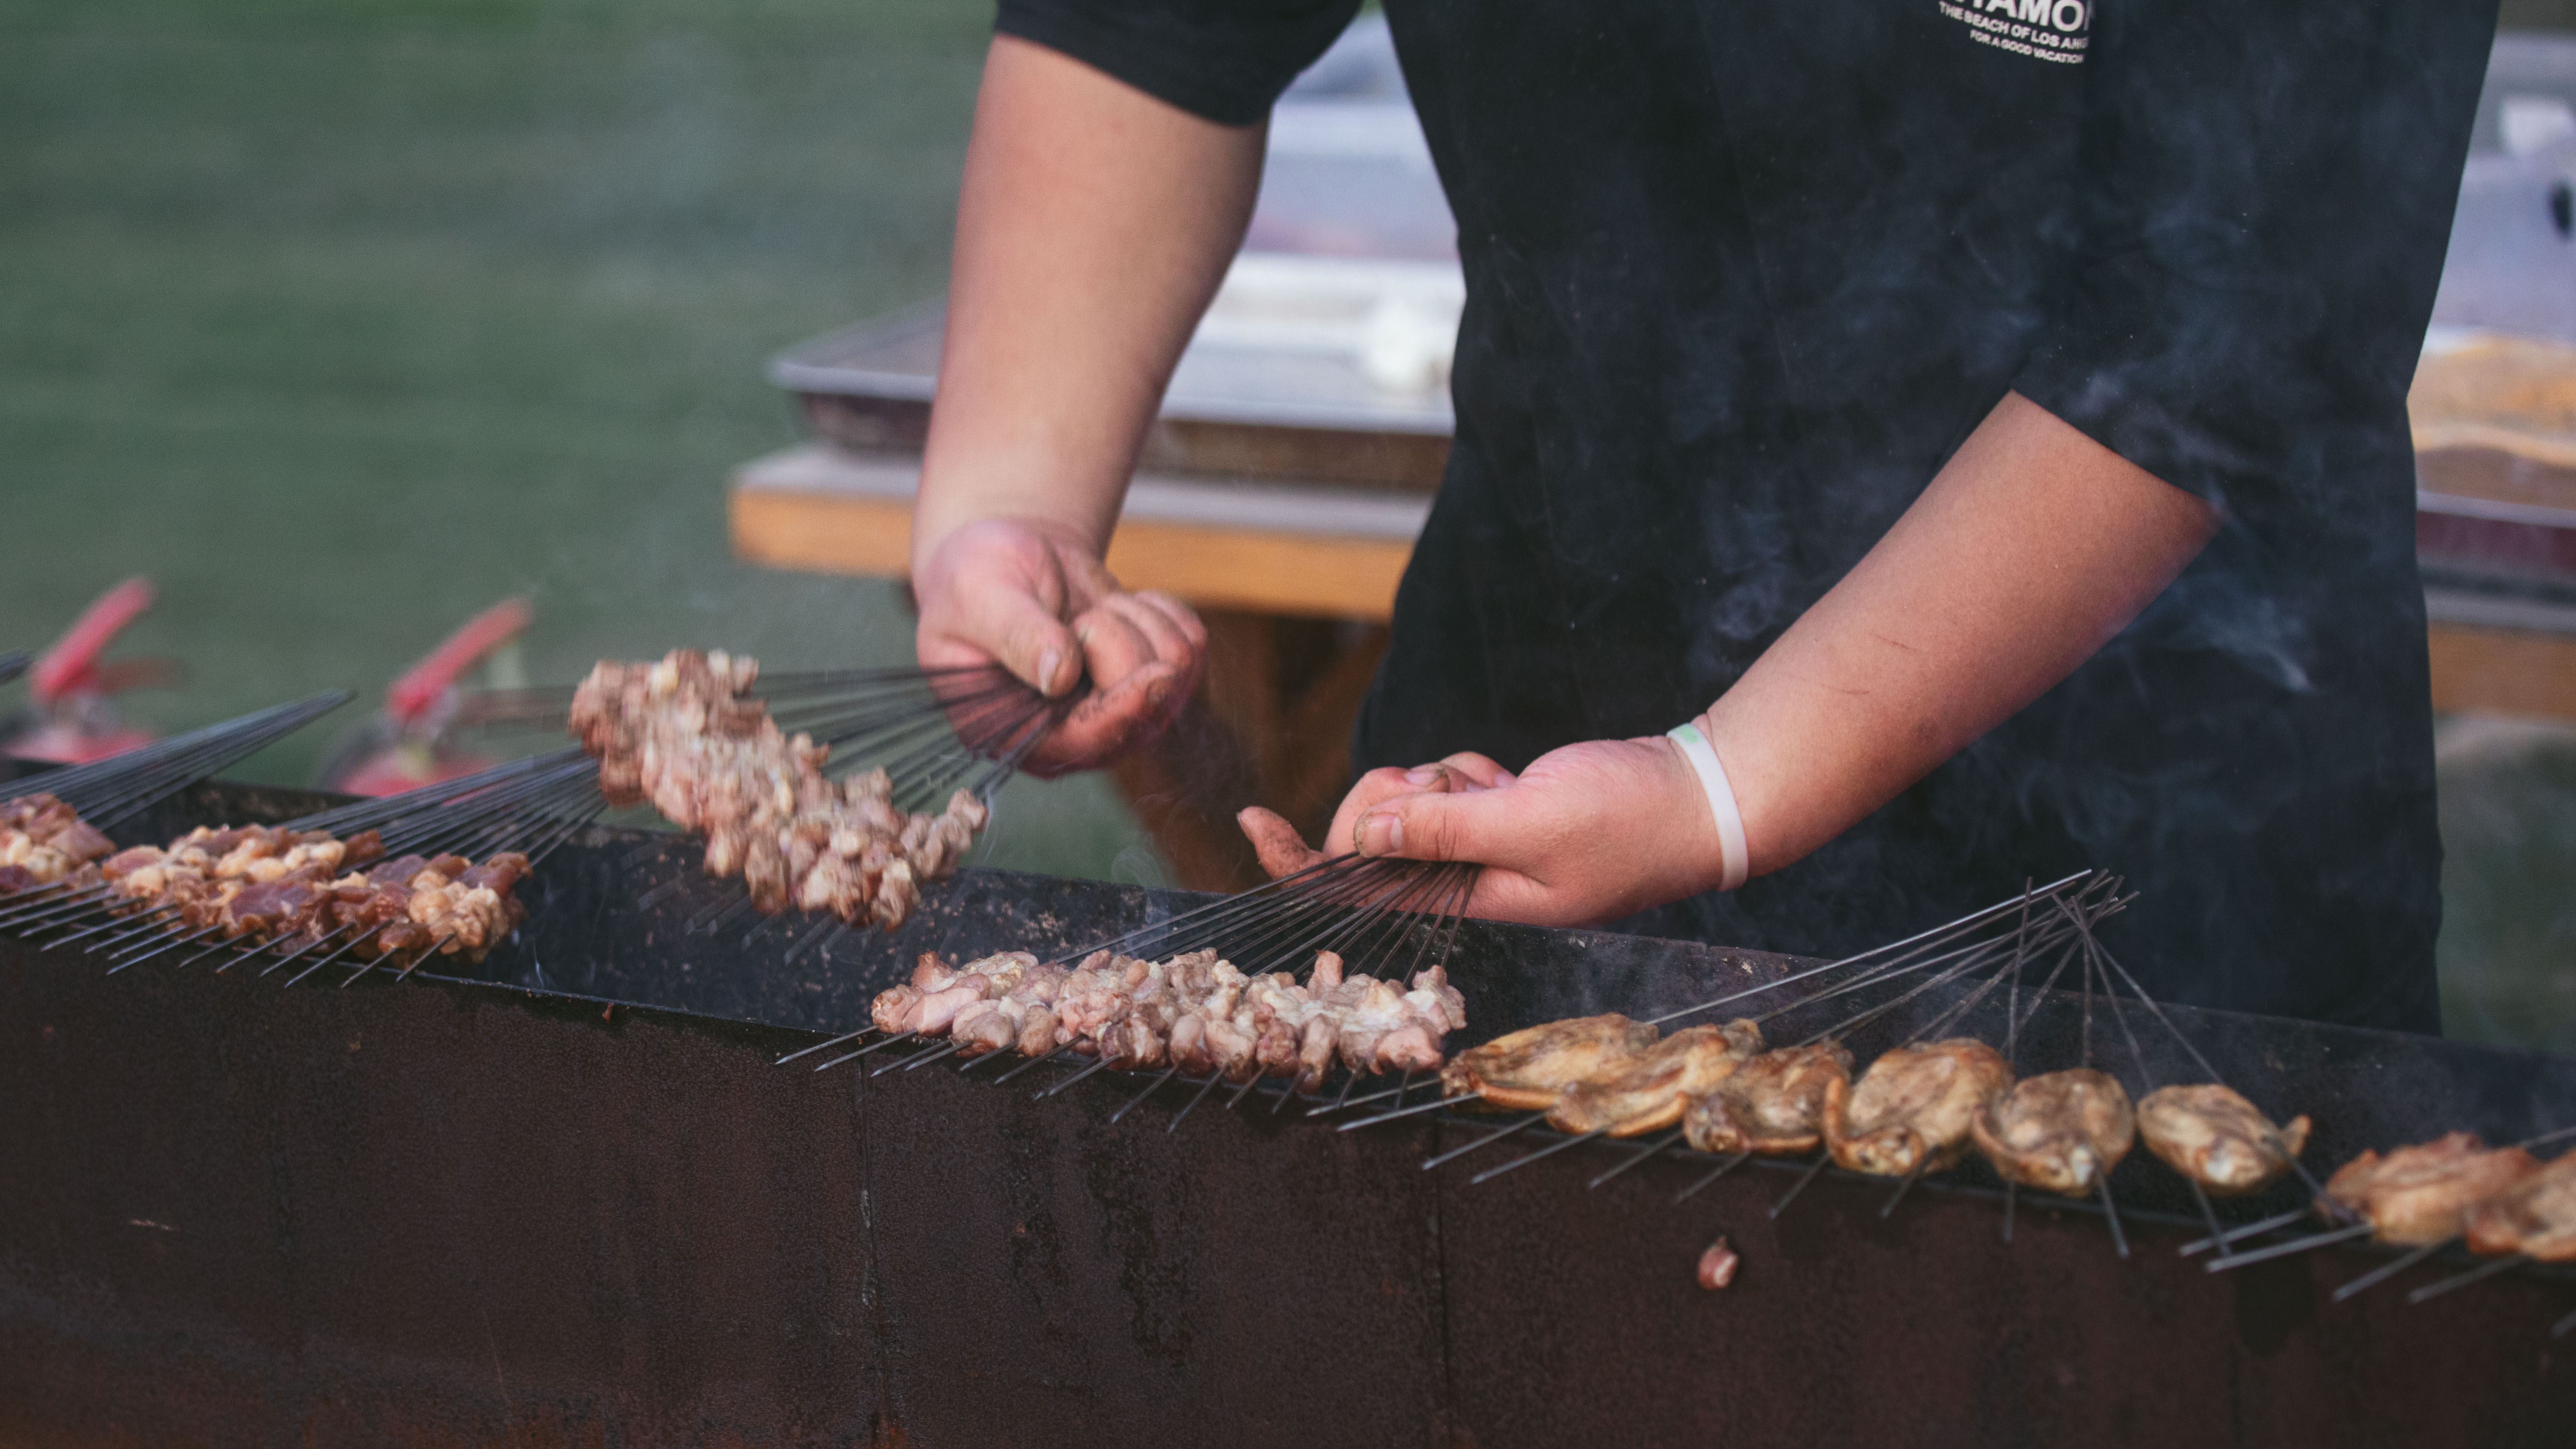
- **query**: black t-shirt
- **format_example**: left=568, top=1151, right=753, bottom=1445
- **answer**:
left=996, top=0, right=2499, bottom=1033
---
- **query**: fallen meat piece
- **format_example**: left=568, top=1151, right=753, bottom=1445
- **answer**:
left=1684, top=1041, right=1854, bottom=1156
left=1696, top=1236, right=1739, bottom=1291
left=2462, top=1150, right=2576, bottom=1262
left=1547, top=1021, right=1764, bottom=1137
left=1441, top=1014, right=1661, bottom=1112
left=1825, top=1038, right=2011, bottom=1178
left=1971, top=1068, right=2135, bottom=1197
left=2320, top=1132, right=2543, bottom=1246
left=2136, top=1083, right=2312, bottom=1197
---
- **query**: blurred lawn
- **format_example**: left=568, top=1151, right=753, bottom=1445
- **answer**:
left=0, top=0, right=1162, bottom=883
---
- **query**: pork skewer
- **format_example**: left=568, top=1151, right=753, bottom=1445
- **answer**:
left=852, top=945, right=1470, bottom=1099
left=573, top=650, right=1043, bottom=934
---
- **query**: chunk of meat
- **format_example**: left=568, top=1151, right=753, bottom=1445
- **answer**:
left=1824, top=1039, right=2011, bottom=1177
left=1971, top=1068, right=2136, bottom=1197
left=1546, top=1020, right=1764, bottom=1137
left=1441, top=1014, right=1662, bottom=1112
left=2136, top=1083, right=2312, bottom=1197
left=1695, top=1236, right=1739, bottom=1291
left=2321, top=1132, right=2543, bottom=1246
left=2462, top=1149, right=2576, bottom=1262
left=1683, top=1042, right=1854, bottom=1156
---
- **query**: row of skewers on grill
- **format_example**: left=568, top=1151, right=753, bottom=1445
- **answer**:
left=778, top=848, right=1486, bottom=1131
left=3, top=646, right=1069, bottom=984
left=775, top=862, right=2575, bottom=1336
left=0, top=799, right=543, bottom=983
left=0, top=689, right=600, bottom=982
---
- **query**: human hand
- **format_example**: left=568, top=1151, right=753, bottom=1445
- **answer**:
left=913, top=517, right=1205, bottom=775
left=1238, top=739, right=1730, bottom=927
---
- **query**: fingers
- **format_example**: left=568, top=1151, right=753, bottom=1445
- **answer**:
left=1426, top=752, right=1516, bottom=791
left=1030, top=592, right=1206, bottom=771
left=912, top=521, right=1084, bottom=695
left=1019, top=659, right=1181, bottom=774
left=1319, top=763, right=1465, bottom=861
left=1236, top=806, right=1325, bottom=880
left=1127, top=591, right=1207, bottom=726
left=1353, top=784, right=1524, bottom=865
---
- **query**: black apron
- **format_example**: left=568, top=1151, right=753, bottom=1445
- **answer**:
left=1345, top=0, right=2496, bottom=1033
left=993, top=0, right=2500, bottom=1032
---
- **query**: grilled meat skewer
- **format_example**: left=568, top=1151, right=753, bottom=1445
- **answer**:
left=1546, top=1021, right=1764, bottom=1137
left=1824, top=1038, right=2012, bottom=1177
left=2135, top=1083, right=2312, bottom=1197
left=871, top=947, right=1466, bottom=1081
left=0, top=792, right=117, bottom=891
left=1440, top=1014, right=1661, bottom=1112
left=1682, top=1041, right=1854, bottom=1156
left=2319, top=1132, right=2542, bottom=1246
left=1971, top=1068, right=2136, bottom=1197
left=2462, top=1150, right=2576, bottom=1262
left=572, top=649, right=988, bottom=932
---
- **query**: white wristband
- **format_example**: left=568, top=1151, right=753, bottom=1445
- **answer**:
left=1666, top=721, right=1749, bottom=891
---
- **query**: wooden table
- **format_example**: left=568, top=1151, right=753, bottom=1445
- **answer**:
left=2413, top=332, right=2576, bottom=721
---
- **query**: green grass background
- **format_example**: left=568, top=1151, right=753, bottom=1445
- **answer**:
left=0, top=0, right=1166, bottom=884
left=4, top=0, right=2572, bottom=1043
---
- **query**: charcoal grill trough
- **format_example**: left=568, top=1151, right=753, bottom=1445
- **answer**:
left=1, top=765, right=2572, bottom=1448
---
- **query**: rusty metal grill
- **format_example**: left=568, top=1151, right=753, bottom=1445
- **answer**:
left=3, top=770, right=2573, bottom=1446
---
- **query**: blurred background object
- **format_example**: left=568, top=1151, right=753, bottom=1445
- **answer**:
left=9, top=0, right=2576, bottom=1044
left=0, top=0, right=1140, bottom=879
left=0, top=577, right=173, bottom=763
left=313, top=596, right=534, bottom=796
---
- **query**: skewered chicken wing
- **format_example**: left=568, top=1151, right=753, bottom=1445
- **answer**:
left=1683, top=1041, right=1854, bottom=1156
left=1971, top=1068, right=2135, bottom=1197
left=2462, top=1149, right=2576, bottom=1262
left=1825, top=1038, right=2011, bottom=1177
left=2320, top=1132, right=2542, bottom=1246
left=1546, top=1020, right=1763, bottom=1137
left=1440, top=1014, right=1661, bottom=1112
left=2136, top=1083, right=2311, bottom=1197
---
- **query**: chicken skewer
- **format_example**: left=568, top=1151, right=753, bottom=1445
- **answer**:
left=1437, top=885, right=2114, bottom=1191
left=1344, top=879, right=2110, bottom=1198
left=2024, top=896, right=2340, bottom=1265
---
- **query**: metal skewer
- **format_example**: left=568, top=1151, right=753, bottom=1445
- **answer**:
left=2405, top=1252, right=2532, bottom=1305
left=2332, top=1239, right=2453, bottom=1303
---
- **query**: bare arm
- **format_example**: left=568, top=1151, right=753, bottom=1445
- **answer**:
left=1705, top=390, right=2219, bottom=875
left=1243, top=392, right=2222, bottom=923
left=912, top=36, right=1259, bottom=765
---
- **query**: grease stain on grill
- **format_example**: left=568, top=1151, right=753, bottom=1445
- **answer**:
left=2231, top=1255, right=2320, bottom=1356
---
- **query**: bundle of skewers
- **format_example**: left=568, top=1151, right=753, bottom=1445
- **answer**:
left=782, top=852, right=1482, bottom=1130
left=562, top=648, right=1067, bottom=939
left=1, top=705, right=591, bottom=987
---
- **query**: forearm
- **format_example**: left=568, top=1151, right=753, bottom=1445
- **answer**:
left=1702, top=391, right=2220, bottom=877
left=913, top=36, right=1267, bottom=570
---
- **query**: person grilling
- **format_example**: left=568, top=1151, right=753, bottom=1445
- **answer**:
left=905, top=0, right=2498, bottom=1034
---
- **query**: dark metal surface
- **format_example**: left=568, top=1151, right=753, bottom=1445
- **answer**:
left=4, top=775, right=2574, bottom=1446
